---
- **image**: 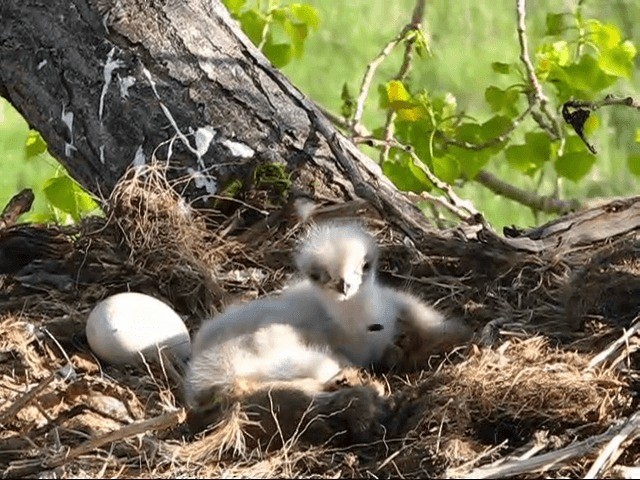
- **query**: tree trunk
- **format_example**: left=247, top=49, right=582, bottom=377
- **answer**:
left=0, top=0, right=433, bottom=242
left=2, top=0, right=640, bottom=292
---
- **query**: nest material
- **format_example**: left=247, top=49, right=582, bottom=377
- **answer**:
left=0, top=165, right=639, bottom=478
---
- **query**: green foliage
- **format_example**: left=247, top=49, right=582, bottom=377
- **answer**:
left=346, top=4, right=638, bottom=219
left=42, top=173, right=100, bottom=223
left=223, top=0, right=320, bottom=68
left=25, top=129, right=47, bottom=160
left=0, top=100, right=101, bottom=225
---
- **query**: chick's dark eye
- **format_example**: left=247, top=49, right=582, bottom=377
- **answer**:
left=308, top=270, right=322, bottom=282
left=362, top=261, right=371, bottom=272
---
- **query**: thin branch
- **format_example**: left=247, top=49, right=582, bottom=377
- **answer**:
left=351, top=135, right=480, bottom=222
left=380, top=0, right=427, bottom=164
left=564, top=94, right=640, bottom=112
left=407, top=151, right=481, bottom=220
left=516, top=0, right=563, bottom=140
left=475, top=170, right=581, bottom=215
left=586, top=315, right=640, bottom=371
left=438, top=105, right=533, bottom=151
left=585, top=411, right=640, bottom=478
left=448, top=413, right=639, bottom=479
left=351, top=0, right=425, bottom=135
left=516, top=0, right=546, bottom=105
left=0, top=188, right=34, bottom=229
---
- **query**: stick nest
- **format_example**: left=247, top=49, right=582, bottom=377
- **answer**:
left=1, top=165, right=638, bottom=478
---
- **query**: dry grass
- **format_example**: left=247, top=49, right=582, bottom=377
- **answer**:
left=1, top=165, right=639, bottom=478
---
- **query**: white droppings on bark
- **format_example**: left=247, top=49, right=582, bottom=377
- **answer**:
left=221, top=139, right=255, bottom=159
left=61, top=105, right=76, bottom=157
left=37, top=60, right=47, bottom=70
left=187, top=167, right=217, bottom=196
left=142, top=67, right=199, bottom=157
left=133, top=145, right=146, bottom=167
left=195, top=126, right=217, bottom=158
left=119, top=75, right=136, bottom=98
left=99, top=47, right=125, bottom=122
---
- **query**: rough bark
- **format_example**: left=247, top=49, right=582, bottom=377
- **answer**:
left=0, top=0, right=433, bottom=243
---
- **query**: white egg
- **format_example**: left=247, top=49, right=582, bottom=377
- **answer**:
left=86, top=292, right=191, bottom=365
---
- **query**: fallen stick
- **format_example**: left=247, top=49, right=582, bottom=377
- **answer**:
left=584, top=411, right=640, bottom=479
left=447, top=416, right=634, bottom=479
left=0, top=364, right=73, bottom=424
left=3, top=409, right=186, bottom=478
left=587, top=316, right=640, bottom=371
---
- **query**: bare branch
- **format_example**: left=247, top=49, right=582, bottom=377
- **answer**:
left=351, top=0, right=425, bottom=136
left=475, top=170, right=581, bottom=215
left=0, top=188, right=34, bottom=229
left=380, top=0, right=426, bottom=164
left=351, top=31, right=407, bottom=135
left=516, top=0, right=563, bottom=139
left=448, top=412, right=640, bottom=479
left=564, top=94, right=640, bottom=112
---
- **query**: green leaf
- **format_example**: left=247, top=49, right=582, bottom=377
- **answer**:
left=25, top=130, right=47, bottom=160
left=382, top=154, right=432, bottom=193
left=451, top=148, right=490, bottom=180
left=432, top=155, right=460, bottom=184
left=555, top=150, right=596, bottom=181
left=635, top=128, right=640, bottom=143
left=551, top=54, right=617, bottom=100
left=536, top=41, right=570, bottom=80
left=627, top=154, right=640, bottom=176
left=222, top=0, right=246, bottom=16
left=283, top=18, right=308, bottom=42
left=598, top=41, right=636, bottom=79
left=239, top=10, right=267, bottom=45
left=406, top=29, right=430, bottom=58
left=491, top=62, right=511, bottom=74
left=262, top=41, right=293, bottom=68
left=43, top=175, right=99, bottom=222
left=586, top=20, right=622, bottom=50
left=505, top=132, right=552, bottom=176
left=583, top=113, right=600, bottom=136
left=484, top=86, right=520, bottom=117
left=290, top=4, right=320, bottom=29
left=545, top=13, right=566, bottom=36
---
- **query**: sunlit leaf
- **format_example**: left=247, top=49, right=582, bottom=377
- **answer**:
left=598, top=41, right=636, bottom=79
left=222, top=0, right=246, bottom=16
left=385, top=80, right=426, bottom=121
left=386, top=80, right=411, bottom=103
left=586, top=20, right=622, bottom=50
left=290, top=4, right=320, bottom=29
left=25, top=130, right=47, bottom=160
left=43, top=175, right=99, bottom=222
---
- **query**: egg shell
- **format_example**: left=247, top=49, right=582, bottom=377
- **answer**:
left=86, top=292, right=191, bottom=365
